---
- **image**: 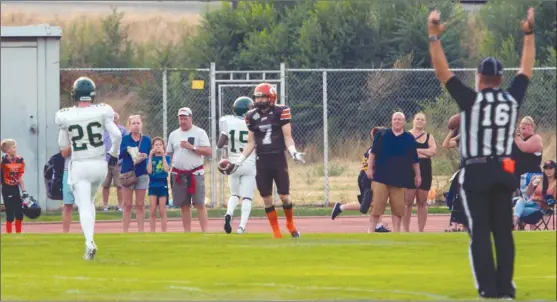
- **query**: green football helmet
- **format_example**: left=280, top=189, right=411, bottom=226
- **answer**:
left=71, top=76, right=96, bottom=102
left=233, top=96, right=254, bottom=117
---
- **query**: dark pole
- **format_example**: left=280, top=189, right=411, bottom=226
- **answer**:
left=231, top=0, right=238, bottom=9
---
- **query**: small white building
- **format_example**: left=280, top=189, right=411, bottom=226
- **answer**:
left=1, top=25, right=63, bottom=210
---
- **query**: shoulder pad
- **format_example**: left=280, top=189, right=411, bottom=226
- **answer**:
left=219, top=115, right=232, bottom=122
left=54, top=109, right=67, bottom=127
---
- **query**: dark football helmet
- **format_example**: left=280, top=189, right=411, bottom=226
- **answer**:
left=71, top=77, right=96, bottom=102
left=233, top=96, right=254, bottom=117
left=22, top=194, right=42, bottom=219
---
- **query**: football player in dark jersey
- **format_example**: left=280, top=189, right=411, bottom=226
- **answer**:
left=231, top=83, right=305, bottom=239
left=330, top=127, right=390, bottom=232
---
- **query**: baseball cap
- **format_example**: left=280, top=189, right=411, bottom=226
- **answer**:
left=477, top=57, right=504, bottom=76
left=177, top=107, right=192, bottom=116
left=543, top=160, right=556, bottom=169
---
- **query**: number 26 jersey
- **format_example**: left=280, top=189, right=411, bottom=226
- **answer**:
left=55, top=103, right=115, bottom=161
left=245, top=105, right=291, bottom=155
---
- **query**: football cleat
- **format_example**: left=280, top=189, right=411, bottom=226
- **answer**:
left=224, top=214, right=232, bottom=234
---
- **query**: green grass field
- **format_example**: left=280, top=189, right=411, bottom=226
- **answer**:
left=1, top=232, right=555, bottom=300
left=13, top=206, right=451, bottom=223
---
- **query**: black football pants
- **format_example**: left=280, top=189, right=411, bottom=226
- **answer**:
left=459, top=182, right=515, bottom=298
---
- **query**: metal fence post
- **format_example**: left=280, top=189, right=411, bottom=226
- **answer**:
left=210, top=62, right=217, bottom=207
left=162, top=68, right=168, bottom=141
left=280, top=62, right=286, bottom=106
left=474, top=71, right=479, bottom=91
left=323, top=70, right=329, bottom=207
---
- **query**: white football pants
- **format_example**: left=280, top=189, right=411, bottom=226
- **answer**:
left=226, top=162, right=256, bottom=229
left=68, top=159, right=108, bottom=248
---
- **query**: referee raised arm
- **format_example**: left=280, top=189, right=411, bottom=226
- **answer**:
left=427, top=8, right=536, bottom=300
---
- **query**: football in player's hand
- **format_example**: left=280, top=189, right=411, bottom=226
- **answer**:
left=218, top=159, right=235, bottom=175
left=448, top=114, right=461, bottom=130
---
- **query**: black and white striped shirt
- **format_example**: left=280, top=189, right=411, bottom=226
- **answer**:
left=445, top=74, right=530, bottom=161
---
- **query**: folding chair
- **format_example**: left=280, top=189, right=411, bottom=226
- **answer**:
left=517, top=199, right=555, bottom=231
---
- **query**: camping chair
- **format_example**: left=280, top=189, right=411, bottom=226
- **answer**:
left=517, top=197, right=555, bottom=231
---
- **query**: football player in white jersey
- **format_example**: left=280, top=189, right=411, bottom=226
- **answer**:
left=217, top=96, right=256, bottom=234
left=55, top=77, right=122, bottom=260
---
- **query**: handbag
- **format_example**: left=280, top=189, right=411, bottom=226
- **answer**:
left=119, top=135, right=144, bottom=187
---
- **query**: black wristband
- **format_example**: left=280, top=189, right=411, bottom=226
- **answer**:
left=524, top=31, right=534, bottom=35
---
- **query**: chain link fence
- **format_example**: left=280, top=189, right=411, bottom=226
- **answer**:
left=60, top=66, right=556, bottom=208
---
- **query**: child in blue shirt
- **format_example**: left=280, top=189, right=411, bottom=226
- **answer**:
left=147, top=137, right=171, bottom=232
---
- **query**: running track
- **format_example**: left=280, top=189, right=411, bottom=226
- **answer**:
left=7, top=214, right=458, bottom=234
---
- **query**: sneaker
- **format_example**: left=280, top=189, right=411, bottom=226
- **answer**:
left=236, top=227, right=245, bottom=234
left=330, top=202, right=342, bottom=220
left=375, top=225, right=391, bottom=232
left=117, top=206, right=123, bottom=212
left=103, top=207, right=109, bottom=212
left=224, top=214, right=232, bottom=234
left=290, top=230, right=300, bottom=238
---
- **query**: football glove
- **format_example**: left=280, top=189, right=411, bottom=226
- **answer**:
left=288, top=146, right=305, bottom=163
left=292, top=152, right=306, bottom=163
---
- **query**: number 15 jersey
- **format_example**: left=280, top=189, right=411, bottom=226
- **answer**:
left=245, top=105, right=291, bottom=155
left=220, top=115, right=255, bottom=165
left=55, top=103, right=117, bottom=161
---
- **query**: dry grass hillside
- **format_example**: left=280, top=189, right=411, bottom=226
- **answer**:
left=1, top=8, right=198, bottom=44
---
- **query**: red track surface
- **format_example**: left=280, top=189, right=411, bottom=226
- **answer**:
left=5, top=214, right=457, bottom=234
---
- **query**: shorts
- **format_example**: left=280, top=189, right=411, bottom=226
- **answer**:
left=148, top=186, right=169, bottom=198
left=103, top=164, right=122, bottom=188
left=408, top=158, right=433, bottom=190
left=122, top=174, right=149, bottom=190
left=255, top=153, right=289, bottom=197
left=370, top=181, right=406, bottom=217
left=170, top=173, right=205, bottom=207
left=62, top=171, right=75, bottom=205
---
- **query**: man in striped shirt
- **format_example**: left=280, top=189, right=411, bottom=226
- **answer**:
left=428, top=8, right=535, bottom=300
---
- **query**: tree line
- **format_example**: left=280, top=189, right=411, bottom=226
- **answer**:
left=58, top=0, right=556, bottom=159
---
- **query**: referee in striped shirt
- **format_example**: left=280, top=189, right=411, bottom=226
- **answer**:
left=427, top=8, right=535, bottom=300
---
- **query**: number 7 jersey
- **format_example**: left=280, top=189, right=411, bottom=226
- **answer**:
left=219, top=115, right=256, bottom=165
left=245, top=105, right=291, bottom=155
left=55, top=103, right=116, bottom=161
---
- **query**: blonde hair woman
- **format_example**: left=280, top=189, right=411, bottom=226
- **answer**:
left=120, top=115, right=152, bottom=232
left=512, top=116, right=543, bottom=179
left=403, top=112, right=437, bottom=232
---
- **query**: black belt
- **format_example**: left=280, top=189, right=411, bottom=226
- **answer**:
left=464, top=156, right=510, bottom=166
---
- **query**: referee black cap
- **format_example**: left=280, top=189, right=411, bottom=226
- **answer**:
left=478, top=57, right=504, bottom=76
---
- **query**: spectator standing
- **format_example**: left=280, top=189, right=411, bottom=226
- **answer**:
left=367, top=112, right=421, bottom=232
left=120, top=115, right=152, bottom=232
left=60, top=146, right=75, bottom=233
left=511, top=116, right=543, bottom=194
left=146, top=137, right=171, bottom=232
left=403, top=112, right=437, bottom=232
left=0, top=139, right=27, bottom=234
left=102, top=112, right=129, bottom=212
left=167, top=107, right=212, bottom=232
